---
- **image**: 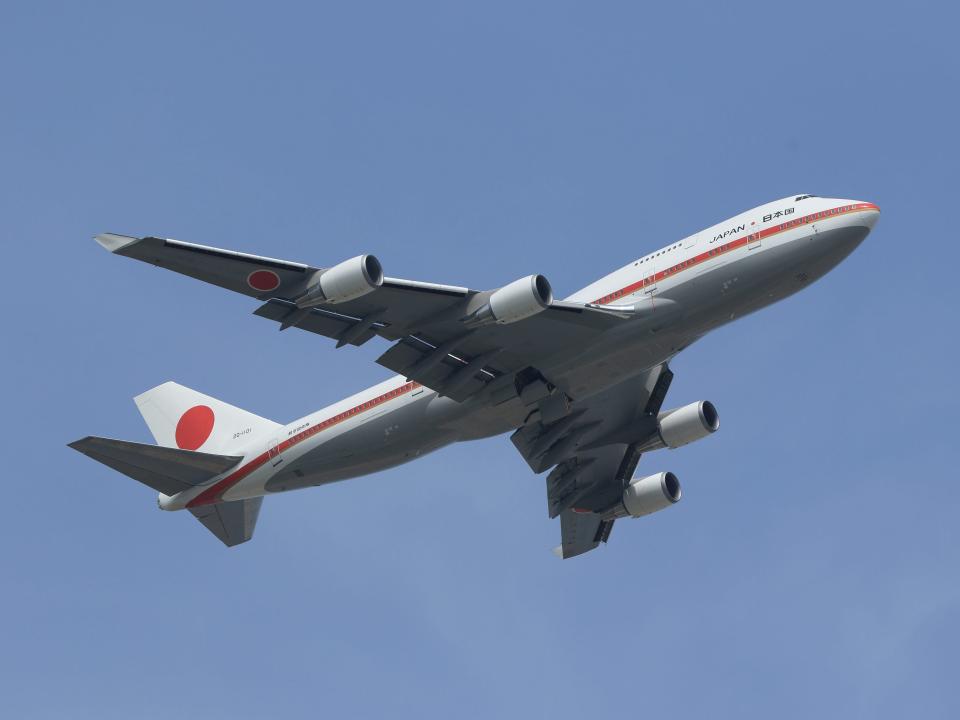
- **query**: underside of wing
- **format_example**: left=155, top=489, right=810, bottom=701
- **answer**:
left=509, top=366, right=676, bottom=558
left=555, top=443, right=640, bottom=558
left=512, top=367, right=670, bottom=477
left=96, top=234, right=631, bottom=408
left=97, top=234, right=318, bottom=299
left=558, top=510, right=616, bottom=559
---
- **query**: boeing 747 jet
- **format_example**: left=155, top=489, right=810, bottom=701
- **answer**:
left=71, top=195, right=879, bottom=557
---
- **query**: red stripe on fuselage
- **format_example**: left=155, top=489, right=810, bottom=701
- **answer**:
left=591, top=203, right=879, bottom=305
left=186, top=380, right=422, bottom=507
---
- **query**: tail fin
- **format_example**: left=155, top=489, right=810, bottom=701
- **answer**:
left=134, top=381, right=281, bottom=455
left=189, top=498, right=262, bottom=547
left=70, top=382, right=278, bottom=547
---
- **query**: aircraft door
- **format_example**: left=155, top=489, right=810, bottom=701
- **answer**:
left=268, top=438, right=284, bottom=467
left=747, top=225, right=762, bottom=250
left=642, top=255, right=660, bottom=305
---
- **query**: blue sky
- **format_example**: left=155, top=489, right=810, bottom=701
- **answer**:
left=3, top=1, right=958, bottom=717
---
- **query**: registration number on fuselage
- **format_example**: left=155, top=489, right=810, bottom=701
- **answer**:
left=288, top=422, right=310, bottom=437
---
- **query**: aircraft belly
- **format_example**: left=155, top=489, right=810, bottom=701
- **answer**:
left=265, top=393, right=461, bottom=492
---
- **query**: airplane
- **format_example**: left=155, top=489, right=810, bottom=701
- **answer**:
left=70, top=194, right=879, bottom=557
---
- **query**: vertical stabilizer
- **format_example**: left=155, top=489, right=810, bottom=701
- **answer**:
left=134, top=381, right=281, bottom=455
left=189, top=498, right=262, bottom=547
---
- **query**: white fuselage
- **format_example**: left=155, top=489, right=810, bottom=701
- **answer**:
left=161, top=195, right=879, bottom=511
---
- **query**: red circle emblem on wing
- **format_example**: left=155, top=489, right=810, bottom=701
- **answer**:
left=175, top=405, right=215, bottom=450
left=247, top=270, right=281, bottom=292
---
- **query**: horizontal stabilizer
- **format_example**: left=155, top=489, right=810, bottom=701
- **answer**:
left=69, top=436, right=242, bottom=496
left=189, top=498, right=262, bottom=547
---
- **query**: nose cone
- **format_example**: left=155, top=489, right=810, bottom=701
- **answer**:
left=851, top=200, right=881, bottom=231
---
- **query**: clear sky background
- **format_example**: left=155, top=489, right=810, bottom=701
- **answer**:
left=3, top=1, right=958, bottom=718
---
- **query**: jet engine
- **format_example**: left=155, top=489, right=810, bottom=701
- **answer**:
left=618, top=471, right=682, bottom=518
left=296, top=254, right=383, bottom=307
left=636, top=400, right=720, bottom=452
left=462, top=274, right=553, bottom=327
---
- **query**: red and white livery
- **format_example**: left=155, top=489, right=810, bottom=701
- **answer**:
left=71, top=195, right=879, bottom=557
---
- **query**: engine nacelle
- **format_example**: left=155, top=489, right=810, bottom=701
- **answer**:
left=296, top=254, right=383, bottom=307
left=659, top=400, right=719, bottom=448
left=620, top=471, right=682, bottom=518
left=636, top=400, right=719, bottom=452
left=462, top=274, right=553, bottom=327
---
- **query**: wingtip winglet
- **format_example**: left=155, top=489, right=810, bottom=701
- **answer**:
left=95, top=233, right=139, bottom=252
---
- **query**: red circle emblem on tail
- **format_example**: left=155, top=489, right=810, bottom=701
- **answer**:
left=176, top=405, right=215, bottom=450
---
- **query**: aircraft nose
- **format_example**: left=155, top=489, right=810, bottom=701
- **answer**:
left=853, top=200, right=881, bottom=230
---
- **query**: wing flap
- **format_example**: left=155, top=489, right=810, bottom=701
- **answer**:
left=253, top=298, right=380, bottom=346
left=374, top=337, right=490, bottom=400
left=558, top=510, right=615, bottom=559
left=512, top=369, right=663, bottom=474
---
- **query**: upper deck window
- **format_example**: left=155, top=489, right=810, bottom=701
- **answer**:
left=794, top=195, right=818, bottom=201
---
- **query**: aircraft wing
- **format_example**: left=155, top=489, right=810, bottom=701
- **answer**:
left=555, top=444, right=639, bottom=558
left=96, top=233, right=625, bottom=404
left=510, top=366, right=674, bottom=558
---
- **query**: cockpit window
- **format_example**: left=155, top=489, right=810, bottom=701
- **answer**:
left=794, top=194, right=818, bottom=201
